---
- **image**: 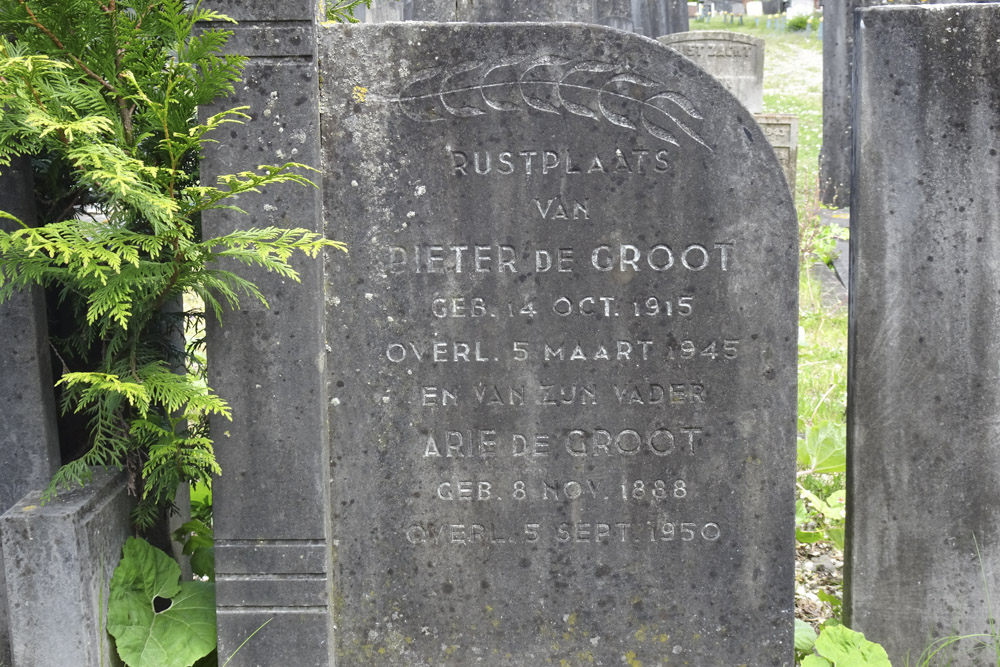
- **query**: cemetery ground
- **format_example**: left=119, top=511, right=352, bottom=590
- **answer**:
left=692, top=19, right=847, bottom=633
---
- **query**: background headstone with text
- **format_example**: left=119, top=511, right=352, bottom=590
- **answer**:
left=658, top=31, right=765, bottom=113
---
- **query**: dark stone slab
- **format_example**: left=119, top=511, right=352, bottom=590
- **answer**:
left=322, top=21, right=797, bottom=665
left=848, top=5, right=1000, bottom=663
left=0, top=157, right=62, bottom=667
left=633, top=0, right=690, bottom=36
left=200, top=2, right=333, bottom=664
left=659, top=31, right=765, bottom=113
left=819, top=0, right=874, bottom=208
left=0, top=469, right=132, bottom=667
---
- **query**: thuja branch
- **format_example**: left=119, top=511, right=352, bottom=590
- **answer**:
left=17, top=0, right=118, bottom=95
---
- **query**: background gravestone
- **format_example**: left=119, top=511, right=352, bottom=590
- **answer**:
left=754, top=113, right=798, bottom=196
left=201, top=1, right=333, bottom=664
left=0, top=157, right=61, bottom=666
left=848, top=4, right=1000, bottom=663
left=322, top=20, right=796, bottom=665
left=658, top=31, right=765, bottom=113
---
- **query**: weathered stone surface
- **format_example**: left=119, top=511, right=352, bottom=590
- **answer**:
left=0, top=157, right=61, bottom=667
left=848, top=5, right=1000, bottom=664
left=754, top=113, right=798, bottom=196
left=322, top=21, right=796, bottom=665
left=200, top=2, right=333, bottom=664
left=659, top=31, right=764, bottom=113
left=0, top=469, right=131, bottom=667
left=406, top=0, right=688, bottom=35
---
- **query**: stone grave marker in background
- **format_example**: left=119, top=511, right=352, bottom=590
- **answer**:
left=321, top=21, right=797, bottom=665
left=658, top=31, right=765, bottom=113
left=0, top=157, right=62, bottom=666
left=754, top=113, right=798, bottom=196
left=848, top=4, right=1000, bottom=663
left=819, top=0, right=874, bottom=208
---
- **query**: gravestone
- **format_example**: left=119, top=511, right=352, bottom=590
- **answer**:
left=658, top=31, right=765, bottom=113
left=848, top=4, right=1000, bottom=664
left=321, top=20, right=797, bottom=665
left=787, top=0, right=812, bottom=16
left=754, top=113, right=798, bottom=196
left=200, top=1, right=333, bottom=664
left=0, top=157, right=62, bottom=666
left=1, top=469, right=132, bottom=667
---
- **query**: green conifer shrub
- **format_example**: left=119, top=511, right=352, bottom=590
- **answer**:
left=0, top=0, right=344, bottom=528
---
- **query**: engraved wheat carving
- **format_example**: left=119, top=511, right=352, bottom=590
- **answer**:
left=392, top=56, right=711, bottom=151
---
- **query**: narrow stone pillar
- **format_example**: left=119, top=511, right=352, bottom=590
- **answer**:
left=0, top=157, right=61, bottom=666
left=848, top=4, right=1000, bottom=663
left=200, top=2, right=332, bottom=664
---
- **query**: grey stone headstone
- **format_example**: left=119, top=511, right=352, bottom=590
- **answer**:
left=658, top=31, right=765, bottom=113
left=322, top=21, right=797, bottom=665
left=200, top=1, right=333, bottom=664
left=0, top=157, right=61, bottom=667
left=754, top=113, right=798, bottom=196
left=0, top=469, right=131, bottom=667
left=848, top=4, right=1000, bottom=663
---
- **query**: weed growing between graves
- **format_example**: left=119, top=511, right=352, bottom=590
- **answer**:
left=0, top=1, right=344, bottom=529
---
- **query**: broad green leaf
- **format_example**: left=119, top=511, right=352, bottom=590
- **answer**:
left=190, top=546, right=215, bottom=581
left=814, top=625, right=891, bottom=666
left=797, top=421, right=846, bottom=474
left=797, top=529, right=825, bottom=544
left=802, top=655, right=833, bottom=667
left=108, top=537, right=216, bottom=667
left=796, top=619, right=818, bottom=654
left=826, top=526, right=846, bottom=551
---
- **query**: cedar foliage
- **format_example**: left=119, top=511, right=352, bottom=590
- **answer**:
left=0, top=0, right=345, bottom=528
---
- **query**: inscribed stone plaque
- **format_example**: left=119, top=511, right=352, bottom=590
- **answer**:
left=322, top=22, right=796, bottom=665
left=658, top=31, right=764, bottom=113
left=754, top=113, right=798, bottom=196
left=848, top=4, right=1000, bottom=664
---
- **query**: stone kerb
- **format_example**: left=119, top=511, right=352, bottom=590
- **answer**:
left=658, top=31, right=765, bottom=113
left=321, top=21, right=797, bottom=665
left=848, top=4, right=1000, bottom=663
left=0, top=469, right=132, bottom=667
